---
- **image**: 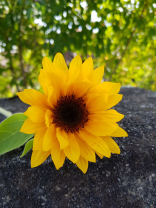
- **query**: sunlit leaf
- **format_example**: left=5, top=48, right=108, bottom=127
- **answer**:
left=0, top=113, right=34, bottom=155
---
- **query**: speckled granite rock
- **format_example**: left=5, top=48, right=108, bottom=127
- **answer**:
left=0, top=88, right=156, bottom=208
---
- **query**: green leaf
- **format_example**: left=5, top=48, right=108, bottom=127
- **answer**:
left=0, top=113, right=34, bottom=155
left=20, top=139, right=33, bottom=157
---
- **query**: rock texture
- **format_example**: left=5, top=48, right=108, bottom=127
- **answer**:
left=0, top=87, right=156, bottom=208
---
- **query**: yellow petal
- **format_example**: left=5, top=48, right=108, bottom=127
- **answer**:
left=74, top=79, right=92, bottom=98
left=102, top=136, right=120, bottom=154
left=106, top=82, right=121, bottom=95
left=85, top=119, right=117, bottom=136
left=75, top=134, right=96, bottom=162
left=95, top=151, right=103, bottom=159
left=24, top=106, right=45, bottom=123
left=42, top=56, right=67, bottom=88
left=63, top=133, right=80, bottom=163
left=76, top=156, right=88, bottom=174
left=93, top=65, right=104, bottom=84
left=38, top=69, right=54, bottom=95
left=79, top=130, right=111, bottom=158
left=86, top=93, right=108, bottom=112
left=81, top=57, right=93, bottom=80
left=51, top=138, right=66, bottom=170
left=65, top=55, right=82, bottom=96
left=17, top=89, right=50, bottom=108
left=96, top=109, right=124, bottom=122
left=33, top=129, right=46, bottom=150
left=45, top=109, right=53, bottom=127
left=89, top=82, right=121, bottom=95
left=68, top=55, right=82, bottom=84
left=20, top=118, right=45, bottom=134
left=31, top=150, right=50, bottom=168
left=54, top=67, right=67, bottom=95
left=42, top=56, right=55, bottom=72
left=56, top=128, right=69, bottom=150
left=38, top=69, right=64, bottom=97
left=89, top=112, right=107, bottom=120
left=104, top=94, right=123, bottom=110
left=43, top=124, right=55, bottom=151
left=110, top=125, right=128, bottom=137
left=89, top=82, right=111, bottom=95
left=38, top=77, right=49, bottom=96
left=53, top=53, right=68, bottom=75
left=47, top=86, right=58, bottom=106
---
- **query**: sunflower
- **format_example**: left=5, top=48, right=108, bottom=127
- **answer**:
left=17, top=53, right=128, bottom=173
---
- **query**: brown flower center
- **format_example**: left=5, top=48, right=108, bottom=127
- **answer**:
left=52, top=94, right=89, bottom=133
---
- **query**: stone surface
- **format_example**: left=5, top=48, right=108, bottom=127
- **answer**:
left=0, top=96, right=28, bottom=123
left=0, top=87, right=156, bottom=208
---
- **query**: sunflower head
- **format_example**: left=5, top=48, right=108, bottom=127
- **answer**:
left=17, top=53, right=128, bottom=173
left=52, top=94, right=89, bottom=133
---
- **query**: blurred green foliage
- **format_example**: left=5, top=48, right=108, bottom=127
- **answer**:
left=0, top=0, right=155, bottom=97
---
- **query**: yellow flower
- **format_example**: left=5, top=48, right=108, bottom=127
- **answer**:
left=17, top=53, right=128, bottom=173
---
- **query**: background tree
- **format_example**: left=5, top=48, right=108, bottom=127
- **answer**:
left=0, top=0, right=155, bottom=97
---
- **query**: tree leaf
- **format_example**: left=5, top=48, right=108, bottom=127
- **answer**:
left=20, top=139, right=33, bottom=157
left=0, top=113, right=34, bottom=155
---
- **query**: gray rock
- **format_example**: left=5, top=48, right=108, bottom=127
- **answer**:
left=0, top=96, right=28, bottom=123
left=0, top=87, right=156, bottom=208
